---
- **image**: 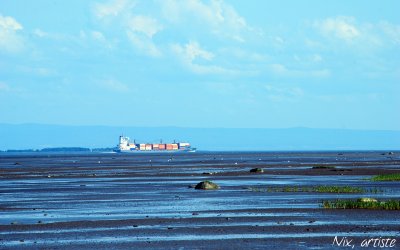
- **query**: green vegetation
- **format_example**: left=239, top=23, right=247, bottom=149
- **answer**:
left=247, top=185, right=381, bottom=194
left=371, top=173, right=400, bottom=181
left=312, top=165, right=336, bottom=169
left=322, top=199, right=400, bottom=210
left=314, top=186, right=363, bottom=193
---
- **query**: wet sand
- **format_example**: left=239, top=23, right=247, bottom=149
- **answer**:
left=0, top=151, right=399, bottom=249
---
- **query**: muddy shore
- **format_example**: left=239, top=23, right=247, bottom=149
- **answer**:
left=0, top=151, right=399, bottom=249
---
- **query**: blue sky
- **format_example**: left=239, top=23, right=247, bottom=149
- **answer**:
left=0, top=0, right=399, bottom=130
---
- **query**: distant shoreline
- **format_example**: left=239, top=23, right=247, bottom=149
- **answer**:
left=0, top=147, right=116, bottom=154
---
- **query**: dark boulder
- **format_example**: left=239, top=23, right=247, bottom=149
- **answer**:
left=250, top=168, right=264, bottom=173
left=195, top=180, right=220, bottom=190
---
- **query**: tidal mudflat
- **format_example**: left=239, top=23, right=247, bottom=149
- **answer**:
left=0, top=151, right=399, bottom=249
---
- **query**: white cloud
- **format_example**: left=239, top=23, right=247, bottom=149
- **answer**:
left=0, top=81, right=11, bottom=92
left=190, top=63, right=232, bottom=75
left=314, top=16, right=360, bottom=42
left=31, top=28, right=113, bottom=55
left=124, top=15, right=163, bottom=56
left=379, top=22, right=400, bottom=45
left=0, top=15, right=22, bottom=30
left=91, top=31, right=105, bottom=41
left=0, top=81, right=26, bottom=94
left=33, top=28, right=47, bottom=38
left=293, top=54, right=323, bottom=64
left=269, top=63, right=287, bottom=74
left=98, top=78, right=130, bottom=92
left=126, top=31, right=161, bottom=57
left=0, top=15, right=24, bottom=53
left=128, top=15, right=163, bottom=38
left=34, top=28, right=81, bottom=45
left=315, top=93, right=382, bottom=104
left=204, top=82, right=237, bottom=95
left=90, top=30, right=115, bottom=49
left=93, top=0, right=134, bottom=19
left=274, top=36, right=285, bottom=46
left=33, top=28, right=71, bottom=41
left=172, top=41, right=212, bottom=62
left=311, top=54, right=323, bottom=63
left=171, top=41, right=235, bottom=74
left=160, top=0, right=255, bottom=42
left=311, top=17, right=400, bottom=53
left=221, top=47, right=267, bottom=62
left=268, top=63, right=330, bottom=78
left=91, top=0, right=263, bottom=63
left=264, top=84, right=304, bottom=102
left=93, top=1, right=164, bottom=56
left=183, top=41, right=214, bottom=61
left=29, top=67, right=54, bottom=77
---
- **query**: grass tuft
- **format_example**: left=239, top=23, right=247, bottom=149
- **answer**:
left=248, top=185, right=371, bottom=193
left=314, top=186, right=363, bottom=193
left=371, top=173, right=400, bottom=181
left=322, top=199, right=400, bottom=210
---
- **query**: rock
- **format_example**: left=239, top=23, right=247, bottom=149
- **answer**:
left=250, top=168, right=264, bottom=173
left=202, top=172, right=214, bottom=175
left=195, top=180, right=220, bottom=190
left=192, top=212, right=199, bottom=216
left=358, top=197, right=378, bottom=203
left=188, top=184, right=196, bottom=188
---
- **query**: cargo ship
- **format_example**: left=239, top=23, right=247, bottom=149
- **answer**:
left=114, top=135, right=196, bottom=153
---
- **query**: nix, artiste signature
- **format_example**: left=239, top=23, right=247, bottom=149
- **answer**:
left=332, top=236, right=396, bottom=248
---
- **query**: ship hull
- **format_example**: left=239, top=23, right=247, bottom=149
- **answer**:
left=116, top=135, right=196, bottom=153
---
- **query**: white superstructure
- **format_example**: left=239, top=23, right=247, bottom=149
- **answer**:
left=118, top=136, right=136, bottom=151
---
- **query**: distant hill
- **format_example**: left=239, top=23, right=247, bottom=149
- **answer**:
left=0, top=123, right=399, bottom=151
